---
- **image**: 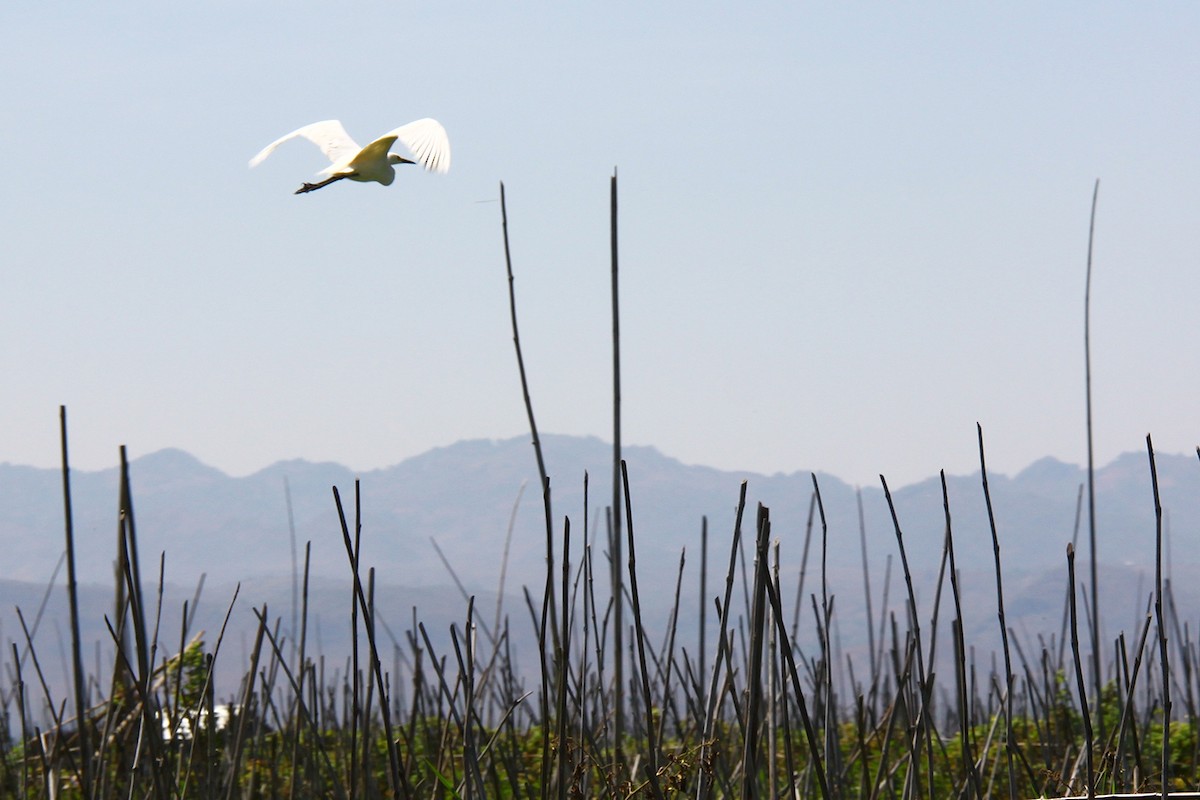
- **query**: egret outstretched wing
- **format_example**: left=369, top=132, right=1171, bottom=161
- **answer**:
left=384, top=118, right=451, bottom=174
left=248, top=120, right=361, bottom=169
left=250, top=117, right=450, bottom=194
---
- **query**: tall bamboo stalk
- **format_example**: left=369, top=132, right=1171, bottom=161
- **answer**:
left=333, top=486, right=410, bottom=800
left=978, top=424, right=1017, bottom=800
left=610, top=169, right=626, bottom=774
left=58, top=406, right=91, bottom=798
left=741, top=505, right=771, bottom=800
left=1067, top=543, right=1095, bottom=799
left=622, top=460, right=665, bottom=800
left=1083, top=178, right=1102, bottom=735
left=1147, top=435, right=1170, bottom=800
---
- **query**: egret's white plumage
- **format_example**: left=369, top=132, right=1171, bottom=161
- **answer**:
left=249, top=118, right=450, bottom=194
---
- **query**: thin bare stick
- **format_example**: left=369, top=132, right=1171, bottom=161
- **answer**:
left=696, top=481, right=748, bottom=800
left=763, top=555, right=831, bottom=800
left=498, top=180, right=559, bottom=677
left=978, top=423, right=1017, bottom=800
left=741, top=505, right=771, bottom=800
left=880, top=474, right=935, bottom=800
left=1083, top=178, right=1103, bottom=735
left=333, top=486, right=411, bottom=800
left=856, top=488, right=878, bottom=718
left=494, top=481, right=528, bottom=638
left=57, top=406, right=91, bottom=797
left=1067, top=543, right=1095, bottom=799
left=610, top=169, right=626, bottom=773
left=622, top=460, right=665, bottom=800
left=1147, top=435, right=1170, bottom=800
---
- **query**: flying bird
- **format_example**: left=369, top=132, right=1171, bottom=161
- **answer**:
left=249, top=118, right=451, bottom=194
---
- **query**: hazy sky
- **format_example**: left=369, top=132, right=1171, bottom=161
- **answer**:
left=3, top=3, right=1197, bottom=488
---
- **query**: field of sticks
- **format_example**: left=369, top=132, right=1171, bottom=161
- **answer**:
left=3, top=181, right=1197, bottom=800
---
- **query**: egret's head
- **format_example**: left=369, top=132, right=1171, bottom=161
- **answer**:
left=388, top=153, right=416, bottom=166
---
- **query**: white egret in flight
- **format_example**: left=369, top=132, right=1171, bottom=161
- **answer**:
left=249, top=118, right=451, bottom=194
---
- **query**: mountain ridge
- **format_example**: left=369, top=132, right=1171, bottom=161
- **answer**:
left=2, top=434, right=1196, bottom=700
left=2, top=434, right=1195, bottom=588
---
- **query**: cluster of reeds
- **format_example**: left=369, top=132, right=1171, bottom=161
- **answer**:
left=2, top=178, right=1198, bottom=800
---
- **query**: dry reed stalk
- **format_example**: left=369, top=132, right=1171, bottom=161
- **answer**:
left=610, top=170, right=627, bottom=779
left=621, top=460, right=666, bottom=800
left=978, top=424, right=1019, bottom=800
left=1068, top=544, right=1095, bottom=799
left=741, top=504, right=770, bottom=800
left=57, top=406, right=91, bottom=798
left=333, top=485, right=409, bottom=800
left=1083, top=180, right=1103, bottom=741
left=1147, top=436, right=1170, bottom=800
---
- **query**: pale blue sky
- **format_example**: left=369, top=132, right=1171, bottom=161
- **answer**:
left=3, top=3, right=1197, bottom=487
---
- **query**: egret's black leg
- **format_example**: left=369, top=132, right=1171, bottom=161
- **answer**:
left=295, top=174, right=352, bottom=194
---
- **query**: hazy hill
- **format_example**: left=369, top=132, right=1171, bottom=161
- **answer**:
left=3, top=435, right=1196, bottom=586
left=1, top=435, right=1197, bottom=699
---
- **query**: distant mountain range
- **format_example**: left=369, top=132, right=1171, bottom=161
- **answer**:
left=3, top=434, right=1196, bottom=587
left=2, top=435, right=1197, bottom=698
